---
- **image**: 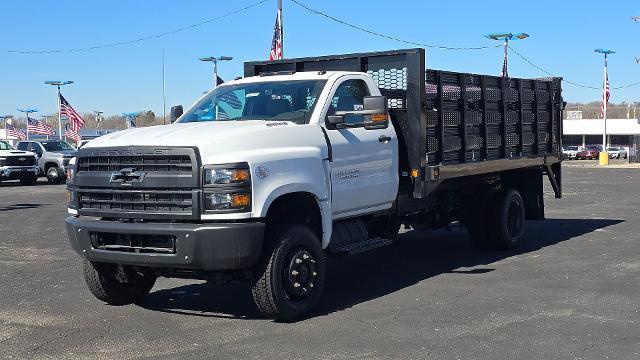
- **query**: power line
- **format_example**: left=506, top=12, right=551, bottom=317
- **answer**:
left=289, top=0, right=500, bottom=51
left=4, top=0, right=271, bottom=54
left=508, top=44, right=640, bottom=91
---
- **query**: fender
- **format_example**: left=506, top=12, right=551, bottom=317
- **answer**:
left=254, top=156, right=332, bottom=248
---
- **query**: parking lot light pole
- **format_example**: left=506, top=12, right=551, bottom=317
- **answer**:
left=17, top=108, right=38, bottom=140
left=1, top=115, right=13, bottom=141
left=199, top=56, right=233, bottom=88
left=485, top=33, right=529, bottom=77
left=44, top=81, right=74, bottom=140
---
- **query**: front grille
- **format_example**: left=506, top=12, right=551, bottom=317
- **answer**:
left=78, top=189, right=194, bottom=214
left=73, top=147, right=200, bottom=219
left=77, top=155, right=192, bottom=172
left=5, top=156, right=36, bottom=166
left=90, top=232, right=176, bottom=254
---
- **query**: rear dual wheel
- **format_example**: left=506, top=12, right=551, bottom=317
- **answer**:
left=464, top=188, right=525, bottom=250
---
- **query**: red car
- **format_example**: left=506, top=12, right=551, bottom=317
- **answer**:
left=575, top=145, right=602, bottom=160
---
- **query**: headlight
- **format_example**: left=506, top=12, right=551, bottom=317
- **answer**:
left=203, top=165, right=250, bottom=186
left=66, top=168, right=75, bottom=183
left=203, top=191, right=251, bottom=212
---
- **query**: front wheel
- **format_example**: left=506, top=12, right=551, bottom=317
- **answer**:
left=46, top=166, right=63, bottom=184
left=83, top=260, right=156, bottom=305
left=252, top=224, right=325, bottom=321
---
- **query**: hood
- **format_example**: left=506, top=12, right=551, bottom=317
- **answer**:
left=49, top=149, right=77, bottom=157
left=85, top=121, right=295, bottom=148
left=0, top=150, right=36, bottom=157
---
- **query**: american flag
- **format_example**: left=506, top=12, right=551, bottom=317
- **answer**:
left=600, top=59, right=610, bottom=119
left=60, top=93, right=85, bottom=132
left=5, top=124, right=27, bottom=140
left=269, top=9, right=283, bottom=61
left=64, top=123, right=81, bottom=141
left=27, top=117, right=55, bottom=135
left=219, top=91, right=242, bottom=109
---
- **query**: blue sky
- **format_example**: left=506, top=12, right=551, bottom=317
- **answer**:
left=1, top=0, right=638, bottom=117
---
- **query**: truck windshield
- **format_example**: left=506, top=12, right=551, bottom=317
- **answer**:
left=42, top=141, right=75, bottom=151
left=178, top=80, right=327, bottom=125
left=0, top=141, right=14, bottom=150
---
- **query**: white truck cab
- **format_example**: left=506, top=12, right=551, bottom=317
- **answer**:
left=66, top=49, right=563, bottom=320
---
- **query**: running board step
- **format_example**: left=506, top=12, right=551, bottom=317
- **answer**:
left=331, top=237, right=393, bottom=255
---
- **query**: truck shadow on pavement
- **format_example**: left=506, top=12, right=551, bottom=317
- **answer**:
left=139, top=218, right=622, bottom=321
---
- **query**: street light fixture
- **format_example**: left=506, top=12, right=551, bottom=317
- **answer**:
left=485, top=32, right=529, bottom=77
left=45, top=80, right=74, bottom=140
left=199, top=56, right=233, bottom=88
left=94, top=111, right=104, bottom=131
left=122, top=112, right=138, bottom=129
left=17, top=108, right=38, bottom=140
left=1, top=115, right=13, bottom=141
left=633, top=16, right=640, bottom=22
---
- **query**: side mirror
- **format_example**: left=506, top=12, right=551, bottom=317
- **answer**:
left=326, top=115, right=346, bottom=129
left=170, top=105, right=183, bottom=123
left=363, top=96, right=389, bottom=130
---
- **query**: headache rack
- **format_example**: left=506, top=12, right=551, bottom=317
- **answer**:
left=245, top=48, right=564, bottom=200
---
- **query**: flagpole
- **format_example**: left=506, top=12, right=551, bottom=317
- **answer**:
left=278, top=0, right=283, bottom=58
left=162, top=48, right=167, bottom=125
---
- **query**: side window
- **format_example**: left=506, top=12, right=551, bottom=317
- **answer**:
left=328, top=79, right=371, bottom=125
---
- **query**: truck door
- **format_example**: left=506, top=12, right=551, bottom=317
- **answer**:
left=323, top=77, right=398, bottom=218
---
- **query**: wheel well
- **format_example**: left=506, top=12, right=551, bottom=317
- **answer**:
left=45, top=162, right=58, bottom=171
left=265, top=192, right=322, bottom=241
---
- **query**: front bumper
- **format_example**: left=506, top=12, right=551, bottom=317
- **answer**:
left=65, top=217, right=265, bottom=271
left=0, top=166, right=39, bottom=180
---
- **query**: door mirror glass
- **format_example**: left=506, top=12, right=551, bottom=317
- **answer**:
left=170, top=105, right=183, bottom=123
left=363, top=96, right=389, bottom=130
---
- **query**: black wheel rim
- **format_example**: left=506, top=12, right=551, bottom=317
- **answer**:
left=506, top=198, right=523, bottom=239
left=282, top=247, right=318, bottom=301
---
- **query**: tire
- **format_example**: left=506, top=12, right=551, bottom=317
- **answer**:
left=251, top=224, right=325, bottom=321
left=487, top=188, right=525, bottom=250
left=83, top=260, right=156, bottom=305
left=46, top=166, right=62, bottom=184
left=19, top=176, right=38, bottom=186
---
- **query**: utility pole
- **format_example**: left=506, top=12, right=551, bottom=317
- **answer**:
left=44, top=80, right=74, bottom=140
left=485, top=33, right=529, bottom=77
left=17, top=108, right=38, bottom=140
left=162, top=48, right=167, bottom=125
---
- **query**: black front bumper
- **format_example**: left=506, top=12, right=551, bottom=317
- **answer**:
left=65, top=217, right=265, bottom=271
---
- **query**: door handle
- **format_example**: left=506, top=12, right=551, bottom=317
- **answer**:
left=378, top=135, right=391, bottom=143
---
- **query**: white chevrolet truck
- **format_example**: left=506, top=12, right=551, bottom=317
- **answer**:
left=66, top=49, right=564, bottom=320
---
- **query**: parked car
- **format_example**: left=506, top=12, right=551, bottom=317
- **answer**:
left=0, top=140, right=39, bottom=185
left=607, top=147, right=628, bottom=159
left=562, top=145, right=583, bottom=159
left=16, top=140, right=77, bottom=184
left=576, top=145, right=602, bottom=160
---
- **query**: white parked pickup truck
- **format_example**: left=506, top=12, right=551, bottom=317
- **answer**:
left=66, top=49, right=564, bottom=320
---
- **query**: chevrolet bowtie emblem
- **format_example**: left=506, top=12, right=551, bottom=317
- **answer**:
left=109, top=167, right=147, bottom=185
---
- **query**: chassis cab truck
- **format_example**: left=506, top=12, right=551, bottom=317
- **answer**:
left=66, top=49, right=563, bottom=320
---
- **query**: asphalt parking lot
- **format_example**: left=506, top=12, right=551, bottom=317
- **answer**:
left=1, top=168, right=639, bottom=360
